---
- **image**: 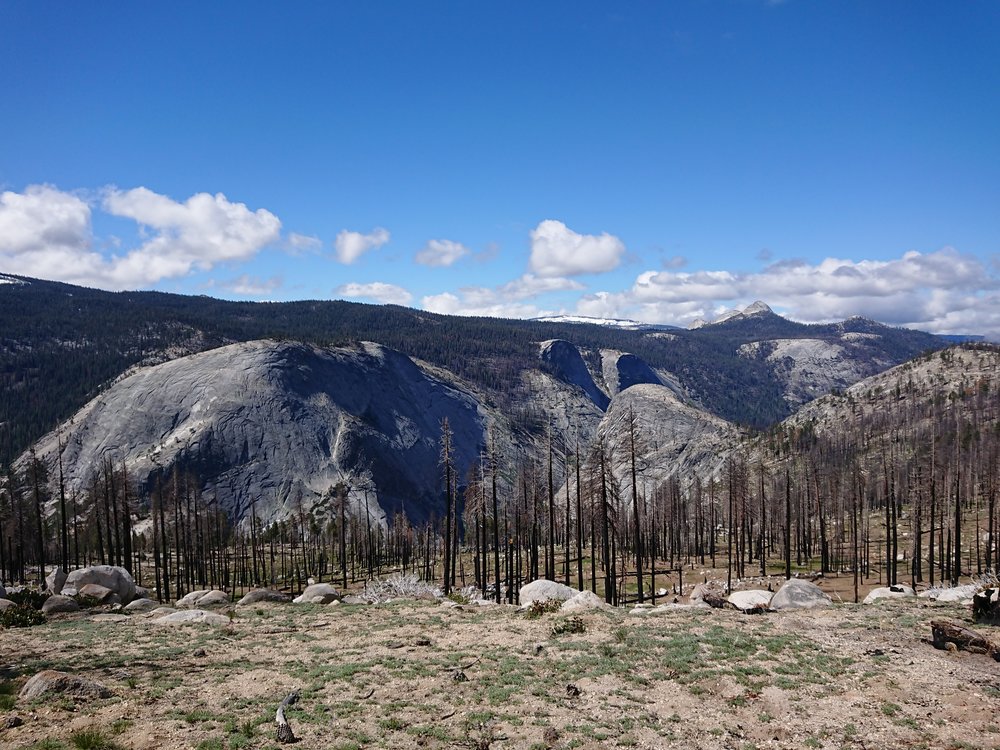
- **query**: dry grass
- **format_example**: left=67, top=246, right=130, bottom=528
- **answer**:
left=2, top=594, right=1000, bottom=750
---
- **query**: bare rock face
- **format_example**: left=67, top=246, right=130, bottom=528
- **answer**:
left=19, top=670, right=113, bottom=701
left=596, top=383, right=739, bottom=497
left=600, top=350, right=663, bottom=397
left=539, top=340, right=610, bottom=410
left=739, top=338, right=875, bottom=406
left=64, top=566, right=136, bottom=604
left=32, top=340, right=488, bottom=528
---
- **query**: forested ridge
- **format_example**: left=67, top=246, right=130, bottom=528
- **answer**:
left=1, top=274, right=943, bottom=467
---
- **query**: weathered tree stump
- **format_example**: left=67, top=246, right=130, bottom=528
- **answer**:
left=702, top=591, right=729, bottom=609
left=930, top=619, right=1000, bottom=660
left=972, top=588, right=1000, bottom=624
left=275, top=689, right=300, bottom=743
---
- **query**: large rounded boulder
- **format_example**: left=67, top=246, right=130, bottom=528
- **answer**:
left=769, top=578, right=832, bottom=610
left=292, top=583, right=341, bottom=604
left=63, top=566, right=136, bottom=604
left=519, top=579, right=578, bottom=607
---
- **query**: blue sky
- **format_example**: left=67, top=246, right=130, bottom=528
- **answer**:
left=1, top=2, right=999, bottom=335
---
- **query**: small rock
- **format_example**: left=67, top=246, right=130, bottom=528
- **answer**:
left=154, top=609, right=230, bottom=626
left=77, top=583, right=121, bottom=605
left=414, top=637, right=431, bottom=647
left=566, top=683, right=581, bottom=697
left=193, top=647, right=207, bottom=657
left=19, top=670, right=113, bottom=701
left=452, top=670, right=468, bottom=682
left=176, top=590, right=212, bottom=608
left=123, top=598, right=159, bottom=613
left=0, top=599, right=14, bottom=612
left=2, top=715, right=24, bottom=729
left=236, top=589, right=292, bottom=606
left=196, top=590, right=231, bottom=607
left=89, top=614, right=128, bottom=623
left=147, top=606, right=178, bottom=617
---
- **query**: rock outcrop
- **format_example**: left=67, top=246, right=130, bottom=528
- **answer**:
left=600, top=350, right=663, bottom=397
left=539, top=340, right=609, bottom=410
left=30, top=340, right=489, bottom=528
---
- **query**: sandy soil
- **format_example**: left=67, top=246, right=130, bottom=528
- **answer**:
left=2, top=590, right=999, bottom=750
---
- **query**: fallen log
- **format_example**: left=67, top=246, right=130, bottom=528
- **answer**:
left=930, top=619, right=1000, bottom=660
left=276, top=689, right=300, bottom=743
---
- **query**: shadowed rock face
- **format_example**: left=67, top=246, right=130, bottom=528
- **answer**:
left=33, top=340, right=487, bottom=527
left=539, top=340, right=610, bottom=410
left=600, top=350, right=663, bottom=397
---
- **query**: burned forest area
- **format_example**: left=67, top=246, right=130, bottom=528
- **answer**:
left=3, top=284, right=1000, bottom=750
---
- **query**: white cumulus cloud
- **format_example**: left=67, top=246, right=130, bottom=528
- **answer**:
left=336, top=281, right=413, bottom=306
left=0, top=184, right=108, bottom=286
left=334, top=227, right=390, bottom=264
left=101, top=187, right=282, bottom=287
left=580, top=247, right=1000, bottom=335
left=529, top=219, right=626, bottom=277
left=1, top=184, right=282, bottom=289
left=420, top=273, right=582, bottom=318
left=415, top=238, right=470, bottom=267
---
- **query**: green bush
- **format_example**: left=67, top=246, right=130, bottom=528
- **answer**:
left=6, top=588, right=49, bottom=610
left=0, top=604, right=46, bottom=628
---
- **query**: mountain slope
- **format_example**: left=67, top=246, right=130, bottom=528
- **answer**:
left=0, top=275, right=947, bottom=467
left=28, top=340, right=491, bottom=526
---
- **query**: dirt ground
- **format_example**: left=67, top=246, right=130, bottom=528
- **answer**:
left=2, top=585, right=999, bottom=750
